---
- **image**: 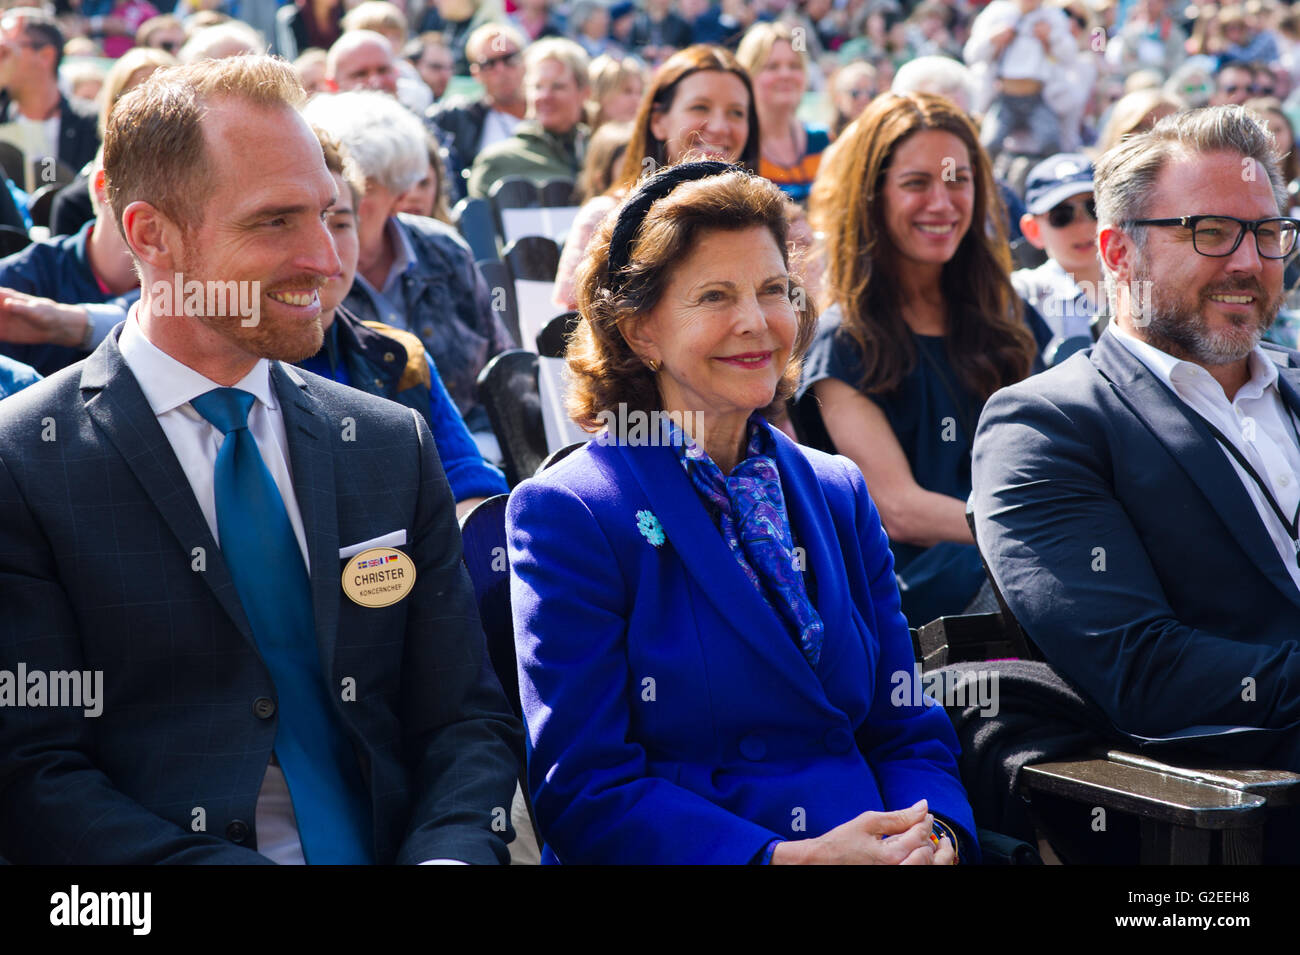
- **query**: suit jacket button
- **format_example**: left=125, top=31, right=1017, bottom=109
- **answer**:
left=253, top=697, right=276, bottom=719
left=824, top=728, right=853, bottom=754
left=226, top=820, right=250, bottom=843
left=739, top=734, right=766, bottom=761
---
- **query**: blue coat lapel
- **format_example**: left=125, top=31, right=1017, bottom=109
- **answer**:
left=1092, top=333, right=1300, bottom=611
left=271, top=363, right=341, bottom=679
left=80, top=328, right=255, bottom=644
left=610, top=422, right=848, bottom=691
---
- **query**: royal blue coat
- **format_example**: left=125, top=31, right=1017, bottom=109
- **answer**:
left=507, top=420, right=977, bottom=864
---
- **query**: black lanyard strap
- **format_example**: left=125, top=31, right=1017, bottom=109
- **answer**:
left=1194, top=409, right=1300, bottom=556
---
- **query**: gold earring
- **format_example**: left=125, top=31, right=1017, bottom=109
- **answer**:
left=646, top=358, right=660, bottom=373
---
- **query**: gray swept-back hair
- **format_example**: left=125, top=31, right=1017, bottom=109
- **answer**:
left=1095, top=105, right=1288, bottom=272
left=303, top=90, right=429, bottom=195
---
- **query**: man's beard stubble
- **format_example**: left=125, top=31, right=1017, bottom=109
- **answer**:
left=179, top=250, right=326, bottom=364
left=1128, top=259, right=1284, bottom=367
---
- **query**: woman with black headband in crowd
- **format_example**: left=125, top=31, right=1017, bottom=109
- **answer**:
left=506, top=161, right=977, bottom=865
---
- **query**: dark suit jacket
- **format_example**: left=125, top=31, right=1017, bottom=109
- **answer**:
left=508, top=423, right=977, bottom=864
left=971, top=331, right=1300, bottom=753
left=0, top=327, right=523, bottom=864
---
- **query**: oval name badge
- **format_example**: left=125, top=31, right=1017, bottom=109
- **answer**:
left=342, top=547, right=417, bottom=608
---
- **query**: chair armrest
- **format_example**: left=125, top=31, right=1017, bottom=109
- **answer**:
left=1103, top=750, right=1300, bottom=807
left=1021, top=759, right=1267, bottom=830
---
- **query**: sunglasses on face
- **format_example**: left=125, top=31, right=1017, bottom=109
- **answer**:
left=1046, top=197, right=1097, bottom=228
left=474, top=51, right=520, bottom=70
left=1222, top=84, right=1269, bottom=96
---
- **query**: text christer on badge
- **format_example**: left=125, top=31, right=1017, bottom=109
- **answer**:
left=342, top=547, right=416, bottom=607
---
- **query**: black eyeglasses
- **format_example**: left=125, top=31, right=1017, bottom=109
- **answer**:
left=1128, top=214, right=1300, bottom=259
left=473, top=51, right=520, bottom=70
left=1221, top=84, right=1268, bottom=96
left=1047, top=197, right=1097, bottom=228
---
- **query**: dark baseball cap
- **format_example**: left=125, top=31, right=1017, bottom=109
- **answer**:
left=1024, top=153, right=1095, bottom=215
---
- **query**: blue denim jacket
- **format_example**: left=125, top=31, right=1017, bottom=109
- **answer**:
left=341, top=214, right=514, bottom=435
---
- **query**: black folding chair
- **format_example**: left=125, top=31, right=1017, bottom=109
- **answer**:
left=0, top=225, right=31, bottom=257
left=458, top=494, right=542, bottom=853
left=504, top=235, right=561, bottom=283
left=488, top=176, right=541, bottom=241
left=539, top=177, right=577, bottom=207
left=477, top=259, right=521, bottom=349
left=476, top=349, right=547, bottom=486
left=0, top=143, right=24, bottom=186
left=535, top=310, right=579, bottom=359
left=918, top=506, right=1300, bottom=864
left=27, top=183, right=59, bottom=230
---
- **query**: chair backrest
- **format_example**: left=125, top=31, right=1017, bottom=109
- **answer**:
left=537, top=441, right=586, bottom=474
left=477, top=259, right=521, bottom=349
left=489, top=176, right=541, bottom=211
left=476, top=349, right=547, bottom=486
left=504, top=235, right=561, bottom=283
left=535, top=310, right=579, bottom=359
left=28, top=183, right=59, bottom=230
left=0, top=142, right=24, bottom=187
left=453, top=196, right=500, bottom=263
left=539, top=177, right=577, bottom=207
left=0, top=224, right=30, bottom=257
left=458, top=494, right=519, bottom=719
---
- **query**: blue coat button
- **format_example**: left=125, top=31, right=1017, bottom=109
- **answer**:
left=739, top=735, right=766, bottom=761
left=824, top=728, right=854, bottom=754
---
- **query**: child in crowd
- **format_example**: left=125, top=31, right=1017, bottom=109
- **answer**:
left=1011, top=153, right=1102, bottom=344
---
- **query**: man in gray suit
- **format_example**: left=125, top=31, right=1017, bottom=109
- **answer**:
left=971, top=106, right=1300, bottom=770
left=0, top=55, right=523, bottom=863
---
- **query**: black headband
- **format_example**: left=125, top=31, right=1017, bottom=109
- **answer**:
left=605, top=160, right=741, bottom=289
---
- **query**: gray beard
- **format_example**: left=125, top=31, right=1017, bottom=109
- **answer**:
left=1128, top=270, right=1282, bottom=367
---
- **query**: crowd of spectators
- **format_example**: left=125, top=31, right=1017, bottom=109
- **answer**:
left=3, top=0, right=1300, bottom=865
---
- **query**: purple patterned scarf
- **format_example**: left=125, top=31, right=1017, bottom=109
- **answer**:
left=670, top=415, right=825, bottom=668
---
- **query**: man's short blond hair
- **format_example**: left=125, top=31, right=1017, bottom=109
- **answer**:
left=104, top=55, right=307, bottom=240
left=341, top=1, right=407, bottom=39
left=465, top=21, right=524, bottom=64
left=525, top=37, right=590, bottom=90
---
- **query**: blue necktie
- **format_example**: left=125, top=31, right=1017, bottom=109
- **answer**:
left=191, top=387, right=373, bottom=864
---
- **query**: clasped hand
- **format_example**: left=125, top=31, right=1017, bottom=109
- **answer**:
left=771, top=799, right=956, bottom=865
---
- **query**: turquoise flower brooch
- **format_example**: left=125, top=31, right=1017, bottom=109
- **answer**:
left=636, top=510, right=665, bottom=547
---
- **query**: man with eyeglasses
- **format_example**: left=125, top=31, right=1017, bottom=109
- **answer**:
left=1012, top=153, right=1102, bottom=345
left=466, top=37, right=589, bottom=200
left=972, top=107, right=1300, bottom=774
left=0, top=8, right=99, bottom=181
left=427, top=23, right=527, bottom=191
left=1210, top=60, right=1267, bottom=106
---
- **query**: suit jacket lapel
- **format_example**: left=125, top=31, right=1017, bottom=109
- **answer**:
left=272, top=363, right=341, bottom=676
left=80, top=329, right=256, bottom=642
left=610, top=430, right=838, bottom=698
left=1092, top=333, right=1300, bottom=610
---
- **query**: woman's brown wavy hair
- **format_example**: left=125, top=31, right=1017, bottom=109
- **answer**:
left=810, top=92, right=1036, bottom=402
left=613, top=45, right=760, bottom=193
left=567, top=167, right=817, bottom=430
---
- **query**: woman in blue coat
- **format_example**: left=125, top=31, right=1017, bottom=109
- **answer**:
left=507, top=162, right=977, bottom=865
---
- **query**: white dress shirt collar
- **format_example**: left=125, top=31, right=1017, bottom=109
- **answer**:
left=119, top=309, right=279, bottom=418
left=1107, top=319, right=1279, bottom=401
